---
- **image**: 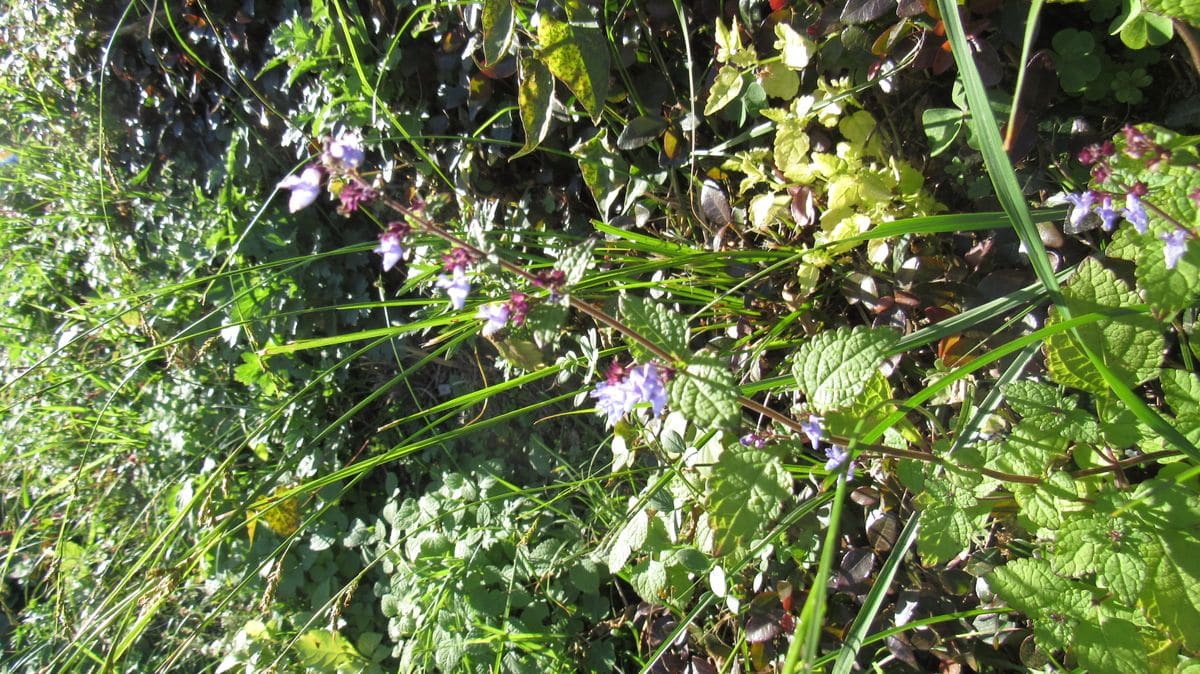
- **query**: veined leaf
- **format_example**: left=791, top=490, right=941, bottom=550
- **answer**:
left=481, top=0, right=514, bottom=65
left=671, top=356, right=740, bottom=432
left=792, top=326, right=900, bottom=412
left=619, top=294, right=689, bottom=358
left=1043, top=258, right=1163, bottom=396
left=707, top=448, right=791, bottom=555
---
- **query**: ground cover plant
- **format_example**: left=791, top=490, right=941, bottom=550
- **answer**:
left=2, top=0, right=1200, bottom=671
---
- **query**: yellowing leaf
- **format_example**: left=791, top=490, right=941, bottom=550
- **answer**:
left=537, top=9, right=609, bottom=121
left=512, top=57, right=554, bottom=159
left=705, top=65, right=744, bottom=117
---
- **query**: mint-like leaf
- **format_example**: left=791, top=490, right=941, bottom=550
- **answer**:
left=670, top=356, right=740, bottom=431
left=707, top=448, right=791, bottom=555
left=1044, top=259, right=1164, bottom=396
left=620, top=294, right=689, bottom=358
left=792, top=326, right=899, bottom=412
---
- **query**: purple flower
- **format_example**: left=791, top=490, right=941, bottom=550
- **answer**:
left=327, top=130, right=364, bottom=169
left=1162, top=228, right=1190, bottom=270
left=590, top=379, right=635, bottom=427
left=441, top=247, right=473, bottom=272
left=1064, top=192, right=1095, bottom=229
left=374, top=230, right=405, bottom=272
left=278, top=165, right=323, bottom=213
left=507, top=292, right=530, bottom=326
left=1095, top=195, right=1120, bottom=232
left=625, top=363, right=668, bottom=417
left=824, top=445, right=856, bottom=480
left=337, top=181, right=376, bottom=215
left=800, top=414, right=823, bottom=449
left=740, top=432, right=768, bottom=448
left=1122, top=193, right=1149, bottom=234
left=1122, top=124, right=1153, bottom=159
left=476, top=303, right=510, bottom=337
left=588, top=361, right=669, bottom=426
left=435, top=268, right=471, bottom=309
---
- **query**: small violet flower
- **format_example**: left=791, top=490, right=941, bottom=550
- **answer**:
left=1122, top=193, right=1149, bottom=234
left=591, top=379, right=635, bottom=427
left=824, top=445, right=857, bottom=480
left=588, top=361, right=668, bottom=426
left=1064, top=191, right=1095, bottom=228
left=476, top=303, right=510, bottom=337
left=442, top=247, right=473, bottom=272
left=800, top=414, right=824, bottom=449
left=326, top=130, right=364, bottom=170
left=374, top=234, right=404, bottom=272
left=1095, top=195, right=1120, bottom=232
left=373, top=221, right=410, bottom=272
left=740, top=432, right=768, bottom=449
left=533, top=269, right=567, bottom=301
left=1162, top=228, right=1190, bottom=270
left=278, top=165, right=323, bottom=213
left=435, top=268, right=471, bottom=310
left=625, top=363, right=668, bottom=417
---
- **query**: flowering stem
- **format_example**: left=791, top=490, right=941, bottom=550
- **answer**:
left=374, top=191, right=1049, bottom=485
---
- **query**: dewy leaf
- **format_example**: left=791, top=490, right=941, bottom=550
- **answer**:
left=914, top=478, right=990, bottom=565
left=707, top=448, right=791, bottom=555
left=619, top=294, right=689, bottom=358
left=1043, top=258, right=1164, bottom=396
left=629, top=558, right=667, bottom=601
left=670, top=356, right=740, bottom=431
left=512, top=57, right=554, bottom=159
left=792, top=326, right=900, bottom=412
left=1052, top=510, right=1152, bottom=606
left=1074, top=616, right=1150, bottom=673
left=537, top=8, right=610, bottom=121
left=705, top=65, right=744, bottom=117
left=1136, top=231, right=1200, bottom=316
left=1002, top=380, right=1101, bottom=442
left=481, top=0, right=514, bottom=66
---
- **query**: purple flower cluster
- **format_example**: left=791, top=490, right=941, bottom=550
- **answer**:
left=589, top=361, right=668, bottom=427
left=1064, top=188, right=1147, bottom=234
left=793, top=412, right=856, bottom=480
left=278, top=131, right=578, bottom=318
left=1072, top=125, right=1196, bottom=269
left=277, top=130, right=372, bottom=214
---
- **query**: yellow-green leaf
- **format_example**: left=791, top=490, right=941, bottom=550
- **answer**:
left=537, top=9, right=610, bottom=121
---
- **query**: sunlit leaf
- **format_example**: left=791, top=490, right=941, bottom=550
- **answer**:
left=537, top=8, right=610, bottom=121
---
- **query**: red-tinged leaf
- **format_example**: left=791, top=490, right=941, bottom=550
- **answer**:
left=769, top=0, right=788, bottom=10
